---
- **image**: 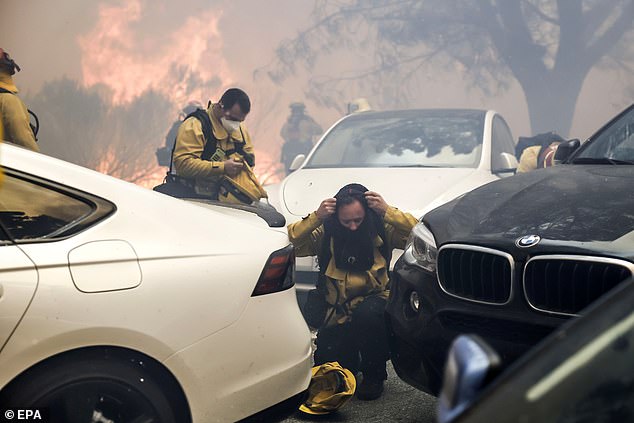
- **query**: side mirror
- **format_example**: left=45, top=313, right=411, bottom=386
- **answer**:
left=289, top=154, right=306, bottom=171
left=554, top=138, right=581, bottom=163
left=437, top=335, right=502, bottom=423
left=492, top=152, right=518, bottom=174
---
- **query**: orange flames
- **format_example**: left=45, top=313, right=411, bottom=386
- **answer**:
left=78, top=0, right=233, bottom=105
left=77, top=0, right=284, bottom=188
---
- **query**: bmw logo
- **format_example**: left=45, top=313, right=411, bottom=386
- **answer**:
left=516, top=234, right=541, bottom=248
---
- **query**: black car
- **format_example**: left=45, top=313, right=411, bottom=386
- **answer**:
left=386, top=103, right=634, bottom=395
left=436, top=278, right=634, bottom=423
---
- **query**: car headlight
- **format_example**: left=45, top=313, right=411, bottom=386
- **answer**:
left=405, top=223, right=438, bottom=272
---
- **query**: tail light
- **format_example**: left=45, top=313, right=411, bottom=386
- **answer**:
left=252, top=245, right=295, bottom=296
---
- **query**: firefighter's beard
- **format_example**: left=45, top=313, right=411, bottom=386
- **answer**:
left=332, top=216, right=376, bottom=272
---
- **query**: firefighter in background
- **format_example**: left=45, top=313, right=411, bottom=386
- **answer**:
left=0, top=48, right=38, bottom=152
left=280, top=102, right=322, bottom=175
left=172, top=88, right=256, bottom=198
left=156, top=100, right=203, bottom=167
left=516, top=132, right=566, bottom=173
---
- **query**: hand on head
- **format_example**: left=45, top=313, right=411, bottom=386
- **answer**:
left=316, top=198, right=337, bottom=221
left=364, top=191, right=388, bottom=217
left=316, top=190, right=388, bottom=221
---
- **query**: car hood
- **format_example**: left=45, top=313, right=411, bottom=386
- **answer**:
left=426, top=165, right=634, bottom=247
left=282, top=167, right=494, bottom=218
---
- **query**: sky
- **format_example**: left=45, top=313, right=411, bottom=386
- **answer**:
left=1, top=0, right=632, bottom=184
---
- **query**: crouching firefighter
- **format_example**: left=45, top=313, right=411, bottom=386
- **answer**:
left=288, top=184, right=417, bottom=400
left=155, top=88, right=266, bottom=203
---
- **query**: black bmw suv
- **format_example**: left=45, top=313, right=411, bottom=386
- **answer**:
left=386, top=103, right=634, bottom=395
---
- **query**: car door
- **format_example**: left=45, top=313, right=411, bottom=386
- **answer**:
left=0, top=169, right=115, bottom=349
left=0, top=225, right=38, bottom=351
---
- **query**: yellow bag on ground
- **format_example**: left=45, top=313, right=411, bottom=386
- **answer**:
left=217, top=159, right=267, bottom=205
left=299, top=362, right=356, bottom=415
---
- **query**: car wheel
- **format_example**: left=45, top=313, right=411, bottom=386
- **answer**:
left=0, top=349, right=186, bottom=423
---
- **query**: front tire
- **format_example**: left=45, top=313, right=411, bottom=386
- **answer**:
left=0, top=349, right=186, bottom=423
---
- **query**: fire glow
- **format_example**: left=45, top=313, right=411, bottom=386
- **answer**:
left=77, top=0, right=283, bottom=188
left=78, top=0, right=233, bottom=105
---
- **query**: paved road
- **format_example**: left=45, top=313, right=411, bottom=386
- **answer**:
left=281, top=361, right=437, bottom=423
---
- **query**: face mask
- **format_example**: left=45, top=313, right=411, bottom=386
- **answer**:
left=221, top=117, right=241, bottom=133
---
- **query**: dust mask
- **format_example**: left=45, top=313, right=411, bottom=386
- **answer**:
left=221, top=117, right=241, bottom=133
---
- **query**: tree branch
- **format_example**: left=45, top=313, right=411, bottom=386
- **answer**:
left=583, top=0, right=622, bottom=37
left=482, top=0, right=547, bottom=78
left=586, top=0, right=634, bottom=62
left=521, top=0, right=558, bottom=25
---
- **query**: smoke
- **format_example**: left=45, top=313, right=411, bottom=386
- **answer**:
left=6, top=0, right=630, bottom=190
left=78, top=0, right=232, bottom=106
left=71, top=0, right=302, bottom=185
left=26, top=78, right=173, bottom=187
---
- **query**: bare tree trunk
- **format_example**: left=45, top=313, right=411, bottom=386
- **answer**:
left=518, top=69, right=588, bottom=137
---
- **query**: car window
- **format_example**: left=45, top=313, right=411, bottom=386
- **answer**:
left=456, top=283, right=634, bottom=423
left=491, top=115, right=516, bottom=169
left=524, top=310, right=634, bottom=422
left=0, top=172, right=113, bottom=241
left=306, top=111, right=485, bottom=168
left=575, top=107, right=634, bottom=161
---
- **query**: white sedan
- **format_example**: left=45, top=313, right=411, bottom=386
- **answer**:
left=266, top=109, right=518, bottom=289
left=0, top=143, right=311, bottom=422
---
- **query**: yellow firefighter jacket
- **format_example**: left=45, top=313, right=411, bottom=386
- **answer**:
left=172, top=103, right=255, bottom=197
left=0, top=72, right=38, bottom=152
left=288, top=206, right=417, bottom=326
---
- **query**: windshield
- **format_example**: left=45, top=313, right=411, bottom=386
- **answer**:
left=305, top=111, right=485, bottom=169
left=573, top=107, right=634, bottom=163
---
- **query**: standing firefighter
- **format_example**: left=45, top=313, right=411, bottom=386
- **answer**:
left=0, top=48, right=38, bottom=152
left=288, top=183, right=417, bottom=400
left=280, top=102, right=322, bottom=174
left=171, top=88, right=265, bottom=203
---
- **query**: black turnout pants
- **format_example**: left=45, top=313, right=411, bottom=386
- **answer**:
left=313, top=296, right=389, bottom=381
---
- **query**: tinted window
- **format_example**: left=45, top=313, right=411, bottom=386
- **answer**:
left=306, top=111, right=485, bottom=168
left=576, top=107, right=634, bottom=161
left=454, top=284, right=634, bottom=423
left=525, top=310, right=634, bottom=422
left=0, top=173, right=107, bottom=241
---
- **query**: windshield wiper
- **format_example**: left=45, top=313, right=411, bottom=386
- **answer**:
left=571, top=157, right=634, bottom=165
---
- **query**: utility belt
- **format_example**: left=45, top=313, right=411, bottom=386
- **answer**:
left=154, top=172, right=214, bottom=199
left=166, top=172, right=196, bottom=189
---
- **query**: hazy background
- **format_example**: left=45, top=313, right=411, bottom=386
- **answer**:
left=1, top=0, right=632, bottom=186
